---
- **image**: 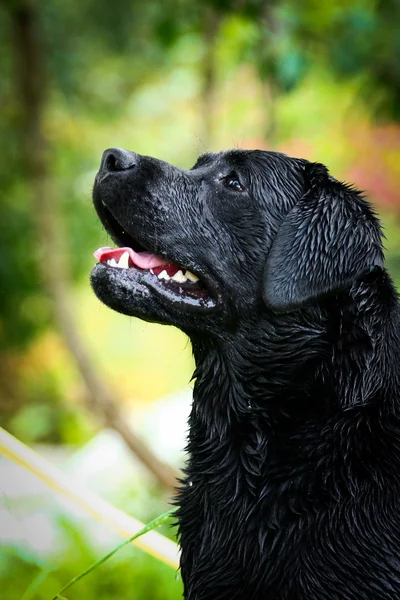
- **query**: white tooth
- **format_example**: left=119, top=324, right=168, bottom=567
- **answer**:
left=158, top=270, right=170, bottom=281
left=110, top=258, right=118, bottom=267
left=172, top=270, right=187, bottom=283
left=118, top=251, right=130, bottom=269
left=107, top=259, right=113, bottom=266
left=150, top=269, right=154, bottom=274
left=185, top=270, right=199, bottom=282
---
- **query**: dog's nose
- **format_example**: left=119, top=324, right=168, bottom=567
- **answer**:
left=100, top=148, right=138, bottom=173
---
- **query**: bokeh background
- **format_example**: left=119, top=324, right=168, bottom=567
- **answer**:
left=1, top=1, right=400, bottom=599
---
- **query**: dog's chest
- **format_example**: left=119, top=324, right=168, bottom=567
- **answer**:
left=178, top=406, right=400, bottom=599
left=178, top=428, right=327, bottom=599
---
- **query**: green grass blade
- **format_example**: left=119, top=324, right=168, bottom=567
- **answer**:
left=52, top=508, right=177, bottom=600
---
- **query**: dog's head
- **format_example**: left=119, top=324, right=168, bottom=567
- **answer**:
left=91, top=148, right=384, bottom=335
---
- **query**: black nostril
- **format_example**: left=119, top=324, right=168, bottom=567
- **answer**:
left=100, top=148, right=138, bottom=173
left=105, top=153, right=119, bottom=171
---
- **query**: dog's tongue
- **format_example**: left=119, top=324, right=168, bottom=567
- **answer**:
left=94, top=246, right=169, bottom=270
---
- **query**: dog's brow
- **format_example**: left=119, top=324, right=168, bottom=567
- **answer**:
left=191, top=153, right=214, bottom=170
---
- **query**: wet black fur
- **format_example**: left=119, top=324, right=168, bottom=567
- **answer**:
left=91, top=149, right=400, bottom=599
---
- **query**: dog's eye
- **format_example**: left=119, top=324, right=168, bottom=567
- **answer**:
left=223, top=174, right=244, bottom=192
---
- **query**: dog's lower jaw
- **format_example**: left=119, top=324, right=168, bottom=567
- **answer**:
left=177, top=273, right=400, bottom=600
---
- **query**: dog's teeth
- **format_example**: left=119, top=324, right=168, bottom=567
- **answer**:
left=172, top=270, right=187, bottom=283
left=185, top=270, right=199, bottom=283
left=108, top=258, right=118, bottom=267
left=118, top=251, right=130, bottom=269
left=150, top=269, right=154, bottom=274
left=158, top=270, right=170, bottom=281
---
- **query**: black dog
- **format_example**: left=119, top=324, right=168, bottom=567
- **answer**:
left=91, top=148, right=400, bottom=600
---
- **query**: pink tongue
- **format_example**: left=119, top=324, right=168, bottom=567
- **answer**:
left=94, top=246, right=170, bottom=270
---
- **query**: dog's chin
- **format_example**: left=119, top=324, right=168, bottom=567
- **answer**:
left=90, top=262, right=218, bottom=324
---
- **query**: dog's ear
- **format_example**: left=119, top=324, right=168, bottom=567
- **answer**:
left=263, top=162, right=384, bottom=312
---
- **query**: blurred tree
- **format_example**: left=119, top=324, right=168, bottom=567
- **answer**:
left=4, top=0, right=178, bottom=491
left=270, top=0, right=400, bottom=119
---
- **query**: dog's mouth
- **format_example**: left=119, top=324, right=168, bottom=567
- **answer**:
left=92, top=204, right=218, bottom=312
left=94, top=245, right=209, bottom=295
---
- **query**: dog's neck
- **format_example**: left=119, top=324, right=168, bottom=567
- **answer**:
left=183, top=270, right=400, bottom=509
left=190, top=269, right=400, bottom=432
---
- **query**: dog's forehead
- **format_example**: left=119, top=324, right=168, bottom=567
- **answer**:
left=191, top=150, right=252, bottom=170
left=190, top=149, right=300, bottom=174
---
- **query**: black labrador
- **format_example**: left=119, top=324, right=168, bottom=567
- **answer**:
left=91, top=148, right=400, bottom=600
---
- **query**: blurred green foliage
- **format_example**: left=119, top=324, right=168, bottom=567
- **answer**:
left=0, top=518, right=182, bottom=600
